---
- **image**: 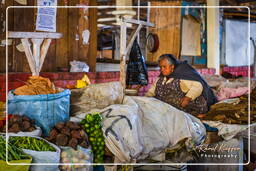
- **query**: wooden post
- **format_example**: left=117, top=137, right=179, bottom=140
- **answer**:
left=207, top=0, right=220, bottom=74
left=21, top=38, right=36, bottom=75
left=145, top=2, right=151, bottom=61
left=125, top=24, right=142, bottom=56
left=252, top=38, right=256, bottom=77
left=88, top=0, right=97, bottom=72
left=39, top=38, right=52, bottom=71
left=120, top=18, right=127, bottom=88
left=137, top=0, right=140, bottom=45
left=31, top=39, right=43, bottom=75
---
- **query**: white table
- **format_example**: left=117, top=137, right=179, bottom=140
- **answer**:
left=8, top=31, right=62, bottom=75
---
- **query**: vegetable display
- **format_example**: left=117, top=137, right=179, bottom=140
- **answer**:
left=60, top=147, right=92, bottom=171
left=46, top=121, right=89, bottom=149
left=0, top=115, right=36, bottom=133
left=81, top=112, right=105, bottom=163
left=0, top=136, right=31, bottom=161
left=9, top=136, right=56, bottom=152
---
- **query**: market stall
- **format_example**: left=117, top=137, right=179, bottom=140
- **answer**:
left=1, top=0, right=256, bottom=170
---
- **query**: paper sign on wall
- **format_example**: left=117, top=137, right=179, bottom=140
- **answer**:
left=36, top=0, right=57, bottom=32
left=181, top=15, right=201, bottom=56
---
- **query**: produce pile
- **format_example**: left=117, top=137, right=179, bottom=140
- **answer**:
left=46, top=121, right=89, bottom=149
left=204, top=88, right=256, bottom=124
left=14, top=76, right=58, bottom=95
left=0, top=136, right=31, bottom=161
left=0, top=115, right=36, bottom=133
left=60, top=147, right=91, bottom=171
left=81, top=113, right=105, bottom=163
left=9, top=136, right=56, bottom=152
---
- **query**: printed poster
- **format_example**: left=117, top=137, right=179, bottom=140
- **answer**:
left=36, top=0, right=57, bottom=32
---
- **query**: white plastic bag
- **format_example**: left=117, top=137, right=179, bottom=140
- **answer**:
left=130, top=96, right=205, bottom=159
left=9, top=135, right=61, bottom=171
left=7, top=126, right=42, bottom=137
left=75, top=96, right=206, bottom=162
left=70, top=82, right=124, bottom=116
left=60, top=146, right=93, bottom=171
left=70, top=60, right=89, bottom=72
left=202, top=120, right=253, bottom=140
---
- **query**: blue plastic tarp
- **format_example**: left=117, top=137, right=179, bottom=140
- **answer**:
left=8, top=89, right=71, bottom=136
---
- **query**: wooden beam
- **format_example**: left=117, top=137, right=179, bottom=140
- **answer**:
left=78, top=0, right=89, bottom=62
left=39, top=38, right=52, bottom=71
left=31, top=39, right=43, bottom=75
left=8, top=32, right=62, bottom=39
left=251, top=38, right=256, bottom=77
left=68, top=0, right=79, bottom=63
left=207, top=0, right=220, bottom=74
left=124, top=24, right=142, bottom=56
left=88, top=0, right=97, bottom=72
left=21, top=38, right=36, bottom=75
left=124, top=18, right=154, bottom=27
left=224, top=12, right=256, bottom=18
left=120, top=19, right=127, bottom=88
left=97, top=17, right=116, bottom=22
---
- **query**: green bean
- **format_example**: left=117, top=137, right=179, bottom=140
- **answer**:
left=9, top=137, right=56, bottom=152
left=0, top=136, right=30, bottom=161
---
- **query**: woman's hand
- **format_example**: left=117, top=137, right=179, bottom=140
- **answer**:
left=180, top=96, right=192, bottom=108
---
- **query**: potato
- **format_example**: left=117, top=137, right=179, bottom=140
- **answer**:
left=56, top=134, right=68, bottom=146
left=61, top=151, right=68, bottom=158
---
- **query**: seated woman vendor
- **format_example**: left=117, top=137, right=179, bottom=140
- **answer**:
left=145, top=54, right=217, bottom=115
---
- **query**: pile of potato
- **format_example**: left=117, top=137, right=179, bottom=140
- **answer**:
left=59, top=147, right=92, bottom=171
left=46, top=121, right=89, bottom=149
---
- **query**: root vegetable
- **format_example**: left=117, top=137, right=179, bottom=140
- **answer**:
left=61, top=127, right=71, bottom=136
left=56, top=134, right=68, bottom=146
left=61, top=151, right=68, bottom=158
left=22, top=116, right=30, bottom=121
left=22, top=121, right=31, bottom=130
left=66, top=121, right=80, bottom=130
left=10, top=115, right=22, bottom=123
left=48, top=128, right=58, bottom=141
left=80, top=130, right=88, bottom=141
left=9, top=123, right=20, bottom=133
left=4, top=115, right=37, bottom=133
left=27, top=127, right=36, bottom=132
left=55, top=122, right=65, bottom=131
left=68, top=138, right=78, bottom=149
left=72, top=157, right=79, bottom=163
left=47, top=121, right=89, bottom=150
left=71, top=130, right=81, bottom=139
left=77, top=151, right=85, bottom=159
left=62, top=158, right=70, bottom=163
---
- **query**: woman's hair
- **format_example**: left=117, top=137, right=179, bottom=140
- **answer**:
left=158, top=54, right=176, bottom=65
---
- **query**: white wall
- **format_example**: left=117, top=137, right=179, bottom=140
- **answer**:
left=225, top=19, right=256, bottom=66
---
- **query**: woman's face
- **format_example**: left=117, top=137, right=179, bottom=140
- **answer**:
left=159, top=58, right=174, bottom=76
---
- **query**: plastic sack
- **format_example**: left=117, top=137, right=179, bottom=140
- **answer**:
left=126, top=38, right=148, bottom=86
left=70, top=60, right=89, bottom=72
left=9, top=135, right=61, bottom=171
left=104, top=96, right=205, bottom=162
left=60, top=146, right=93, bottom=171
left=7, top=126, right=42, bottom=137
left=202, top=120, right=251, bottom=140
left=70, top=82, right=124, bottom=116
left=71, top=96, right=205, bottom=162
left=8, top=89, right=71, bottom=136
